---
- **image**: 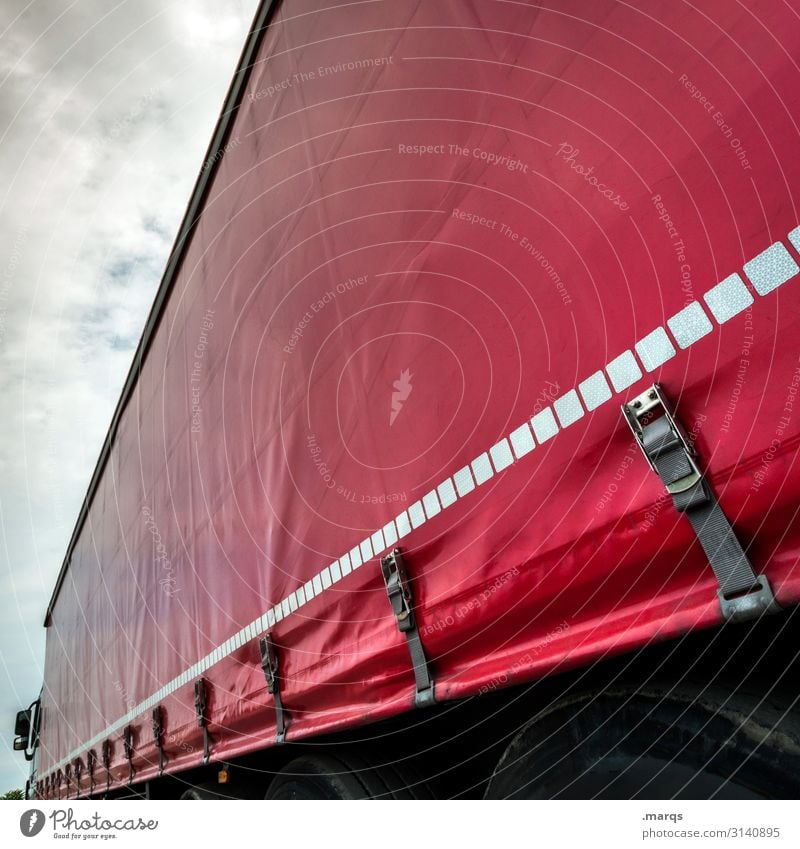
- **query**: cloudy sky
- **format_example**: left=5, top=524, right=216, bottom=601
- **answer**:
left=0, top=0, right=258, bottom=793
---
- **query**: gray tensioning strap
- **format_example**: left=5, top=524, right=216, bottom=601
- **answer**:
left=381, top=549, right=435, bottom=707
left=624, top=385, right=779, bottom=622
left=641, top=415, right=757, bottom=596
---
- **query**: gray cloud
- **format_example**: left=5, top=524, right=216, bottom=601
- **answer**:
left=0, top=0, right=258, bottom=793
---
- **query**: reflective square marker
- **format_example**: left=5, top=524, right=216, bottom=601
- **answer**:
left=395, top=511, right=412, bottom=538
left=422, top=489, right=441, bottom=519
left=509, top=422, right=535, bottom=458
left=578, top=371, right=612, bottom=411
left=437, top=478, right=458, bottom=508
left=408, top=501, right=426, bottom=528
left=666, top=302, right=713, bottom=349
left=553, top=390, right=584, bottom=427
left=489, top=438, right=514, bottom=472
left=370, top=529, right=385, bottom=554
left=382, top=521, right=398, bottom=548
left=743, top=242, right=799, bottom=295
left=453, top=465, right=475, bottom=496
left=703, top=273, right=753, bottom=323
left=471, top=452, right=494, bottom=484
left=531, top=407, right=558, bottom=442
left=606, top=350, right=642, bottom=392
left=635, top=327, right=676, bottom=372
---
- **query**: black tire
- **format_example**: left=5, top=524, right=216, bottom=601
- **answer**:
left=265, top=753, right=432, bottom=799
left=485, top=684, right=800, bottom=799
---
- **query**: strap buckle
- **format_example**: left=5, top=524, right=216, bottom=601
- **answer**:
left=622, top=384, right=702, bottom=494
left=259, top=634, right=288, bottom=743
left=622, top=383, right=781, bottom=624
left=381, top=549, right=415, bottom=633
left=718, top=574, right=781, bottom=623
left=194, top=678, right=211, bottom=764
left=380, top=549, right=435, bottom=707
left=123, top=725, right=135, bottom=785
left=151, top=706, right=166, bottom=776
left=259, top=633, right=279, bottom=695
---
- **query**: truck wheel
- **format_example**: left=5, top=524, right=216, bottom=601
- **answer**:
left=265, top=753, right=430, bottom=799
left=485, top=684, right=800, bottom=799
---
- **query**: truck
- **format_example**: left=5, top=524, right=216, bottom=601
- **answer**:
left=14, top=0, right=800, bottom=799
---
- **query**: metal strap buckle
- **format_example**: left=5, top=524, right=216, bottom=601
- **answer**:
left=152, top=706, right=166, bottom=776
left=259, top=634, right=279, bottom=694
left=622, top=384, right=702, bottom=494
left=123, top=726, right=135, bottom=785
left=194, top=678, right=211, bottom=764
left=381, top=549, right=414, bottom=632
left=259, top=633, right=287, bottom=743
left=718, top=574, right=781, bottom=623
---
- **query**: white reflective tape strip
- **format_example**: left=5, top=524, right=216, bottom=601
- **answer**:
left=338, top=554, right=351, bottom=577
left=330, top=561, right=342, bottom=583
left=312, top=574, right=323, bottom=595
left=349, top=545, right=363, bottom=568
left=288, top=592, right=298, bottom=612
left=303, top=579, right=315, bottom=600
left=320, top=567, right=332, bottom=589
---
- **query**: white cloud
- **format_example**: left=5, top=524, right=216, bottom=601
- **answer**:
left=0, top=0, right=258, bottom=793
